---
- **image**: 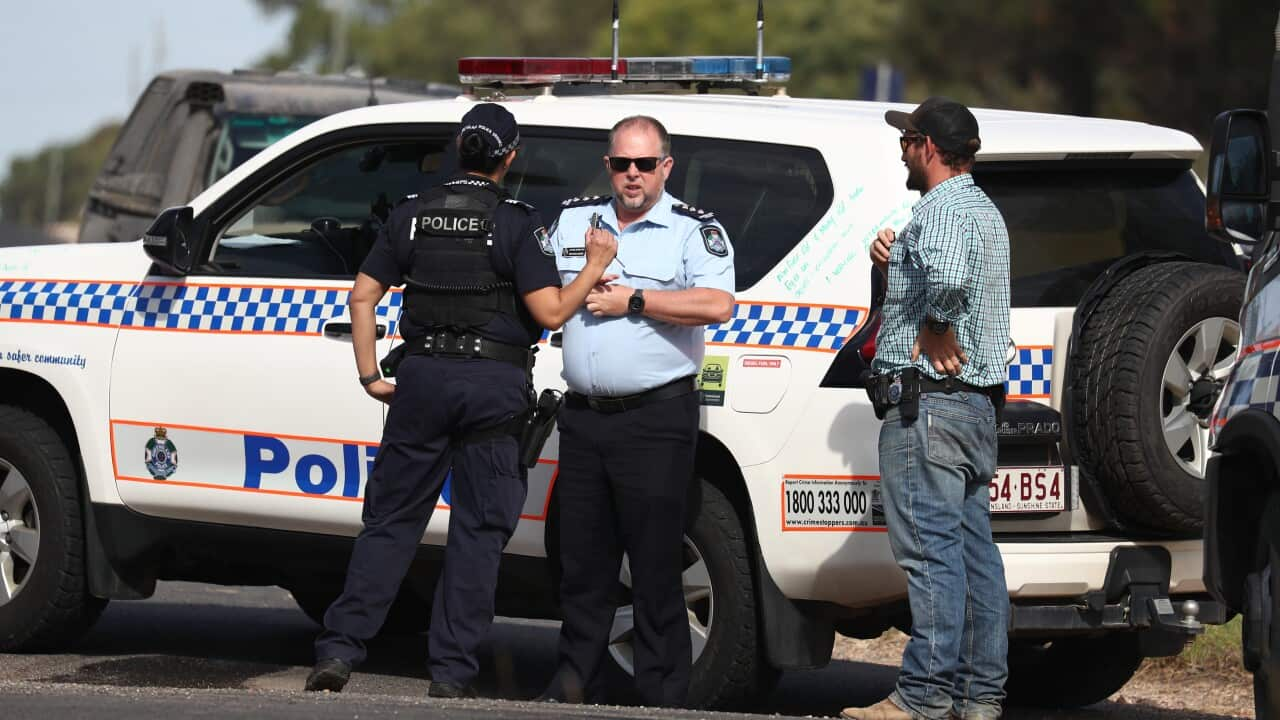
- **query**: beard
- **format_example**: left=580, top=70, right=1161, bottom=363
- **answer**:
left=905, top=162, right=926, bottom=193
left=617, top=192, right=648, bottom=210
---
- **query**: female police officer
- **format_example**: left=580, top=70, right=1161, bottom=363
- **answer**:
left=306, top=103, right=617, bottom=698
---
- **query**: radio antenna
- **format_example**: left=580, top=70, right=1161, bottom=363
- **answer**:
left=611, top=0, right=621, bottom=82
left=755, top=0, right=765, bottom=81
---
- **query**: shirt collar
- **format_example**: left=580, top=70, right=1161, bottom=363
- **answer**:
left=607, top=190, right=674, bottom=230
left=913, top=173, right=974, bottom=213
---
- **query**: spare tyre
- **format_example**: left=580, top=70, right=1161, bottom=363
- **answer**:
left=1072, top=261, right=1243, bottom=533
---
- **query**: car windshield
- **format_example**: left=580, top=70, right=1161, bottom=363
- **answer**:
left=207, top=113, right=319, bottom=186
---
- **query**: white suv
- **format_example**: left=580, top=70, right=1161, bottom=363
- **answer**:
left=0, top=60, right=1240, bottom=710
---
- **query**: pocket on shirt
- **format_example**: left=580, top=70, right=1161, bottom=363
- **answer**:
left=555, top=252, right=587, bottom=275
left=619, top=253, right=678, bottom=285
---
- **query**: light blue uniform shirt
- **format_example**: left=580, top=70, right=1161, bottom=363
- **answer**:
left=550, top=191, right=736, bottom=396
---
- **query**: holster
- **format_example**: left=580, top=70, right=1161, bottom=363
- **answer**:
left=518, top=388, right=563, bottom=468
left=379, top=342, right=408, bottom=378
left=864, top=367, right=920, bottom=422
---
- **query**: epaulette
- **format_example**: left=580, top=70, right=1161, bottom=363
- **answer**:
left=561, top=195, right=610, bottom=209
left=672, top=203, right=716, bottom=222
left=503, top=198, right=535, bottom=213
left=393, top=193, right=419, bottom=208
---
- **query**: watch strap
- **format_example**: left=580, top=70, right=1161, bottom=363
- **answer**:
left=359, top=371, right=381, bottom=386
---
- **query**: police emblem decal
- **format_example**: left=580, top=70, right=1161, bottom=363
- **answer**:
left=701, top=225, right=728, bottom=257
left=534, top=226, right=554, bottom=256
left=143, top=426, right=178, bottom=480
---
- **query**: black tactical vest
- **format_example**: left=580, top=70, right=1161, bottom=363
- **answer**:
left=402, top=180, right=518, bottom=336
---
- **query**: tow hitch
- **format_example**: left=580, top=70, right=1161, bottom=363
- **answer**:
left=1009, top=547, right=1222, bottom=656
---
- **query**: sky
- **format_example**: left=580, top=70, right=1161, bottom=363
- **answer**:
left=0, top=1, right=294, bottom=180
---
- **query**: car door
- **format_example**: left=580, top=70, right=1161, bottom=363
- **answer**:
left=108, top=128, right=453, bottom=537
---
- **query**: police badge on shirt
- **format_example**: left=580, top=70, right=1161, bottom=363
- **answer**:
left=534, top=226, right=553, bottom=256
left=701, top=224, right=728, bottom=257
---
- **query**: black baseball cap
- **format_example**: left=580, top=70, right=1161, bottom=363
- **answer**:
left=885, top=96, right=981, bottom=156
left=458, top=103, right=521, bottom=157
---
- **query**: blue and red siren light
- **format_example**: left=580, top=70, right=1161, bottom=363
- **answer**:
left=458, top=56, right=791, bottom=86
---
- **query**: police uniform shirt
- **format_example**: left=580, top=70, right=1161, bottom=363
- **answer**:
left=360, top=174, right=561, bottom=346
left=550, top=191, right=735, bottom=396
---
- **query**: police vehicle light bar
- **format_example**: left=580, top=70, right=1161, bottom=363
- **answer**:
left=458, top=56, right=791, bottom=86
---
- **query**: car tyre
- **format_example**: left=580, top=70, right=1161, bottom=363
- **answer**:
left=602, top=478, right=778, bottom=709
left=1248, top=493, right=1280, bottom=719
left=1005, top=632, right=1143, bottom=708
left=0, top=405, right=107, bottom=651
left=1072, top=261, right=1244, bottom=533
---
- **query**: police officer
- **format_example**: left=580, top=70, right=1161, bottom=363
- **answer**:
left=539, top=115, right=735, bottom=708
left=305, top=103, right=617, bottom=698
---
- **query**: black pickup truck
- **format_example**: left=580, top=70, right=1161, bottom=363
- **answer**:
left=80, top=69, right=457, bottom=245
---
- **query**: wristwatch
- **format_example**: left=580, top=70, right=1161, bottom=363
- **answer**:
left=628, top=288, right=646, bottom=315
left=926, top=317, right=951, bottom=335
left=358, top=371, right=381, bottom=387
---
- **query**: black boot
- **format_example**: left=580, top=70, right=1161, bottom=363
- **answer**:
left=428, top=681, right=477, bottom=699
left=304, top=658, right=352, bottom=692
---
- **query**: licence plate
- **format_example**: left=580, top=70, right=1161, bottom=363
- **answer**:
left=989, top=466, right=1065, bottom=513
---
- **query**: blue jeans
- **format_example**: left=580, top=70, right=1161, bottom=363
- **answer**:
left=880, top=392, right=1009, bottom=720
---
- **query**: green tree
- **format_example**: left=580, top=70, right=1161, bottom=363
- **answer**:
left=889, top=0, right=1276, bottom=140
left=0, top=124, right=120, bottom=226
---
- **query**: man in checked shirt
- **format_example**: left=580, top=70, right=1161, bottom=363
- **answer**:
left=842, top=98, right=1011, bottom=720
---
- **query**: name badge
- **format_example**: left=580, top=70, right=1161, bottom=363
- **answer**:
left=562, top=246, right=586, bottom=257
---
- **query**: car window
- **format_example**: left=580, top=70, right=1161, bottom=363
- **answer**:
left=210, top=139, right=450, bottom=278
left=510, top=132, right=834, bottom=291
left=207, top=114, right=320, bottom=187
left=102, top=77, right=174, bottom=176
left=974, top=166, right=1240, bottom=307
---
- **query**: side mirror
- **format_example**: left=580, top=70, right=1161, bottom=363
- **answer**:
left=1205, top=109, right=1270, bottom=245
left=142, top=206, right=197, bottom=274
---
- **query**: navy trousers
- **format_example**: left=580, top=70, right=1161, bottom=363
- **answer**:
left=549, top=390, right=699, bottom=708
left=315, top=354, right=529, bottom=687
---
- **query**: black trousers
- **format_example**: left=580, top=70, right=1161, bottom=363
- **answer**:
left=550, top=390, right=699, bottom=707
left=315, top=354, right=528, bottom=687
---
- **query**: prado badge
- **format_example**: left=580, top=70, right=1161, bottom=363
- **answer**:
left=144, top=426, right=178, bottom=480
left=701, top=224, right=728, bottom=257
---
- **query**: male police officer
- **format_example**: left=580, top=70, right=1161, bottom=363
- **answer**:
left=843, top=98, right=1011, bottom=720
left=306, top=103, right=617, bottom=698
left=539, top=115, right=735, bottom=708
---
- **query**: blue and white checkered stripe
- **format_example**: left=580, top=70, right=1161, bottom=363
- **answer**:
left=0, top=280, right=135, bottom=325
left=0, top=280, right=404, bottom=337
left=1007, top=347, right=1052, bottom=397
left=1218, top=349, right=1280, bottom=421
left=707, top=304, right=865, bottom=351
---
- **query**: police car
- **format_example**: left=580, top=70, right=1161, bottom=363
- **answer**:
left=0, top=55, right=1239, bottom=709
left=1201, top=19, right=1280, bottom=717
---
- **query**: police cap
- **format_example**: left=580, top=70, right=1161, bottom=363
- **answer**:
left=459, top=103, right=521, bottom=158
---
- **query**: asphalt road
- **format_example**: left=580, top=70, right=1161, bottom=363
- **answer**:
left=0, top=582, right=1248, bottom=719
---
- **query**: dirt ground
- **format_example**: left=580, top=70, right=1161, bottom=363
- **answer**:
left=833, top=632, right=1255, bottom=720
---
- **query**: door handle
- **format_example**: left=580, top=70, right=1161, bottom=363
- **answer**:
left=323, top=321, right=387, bottom=340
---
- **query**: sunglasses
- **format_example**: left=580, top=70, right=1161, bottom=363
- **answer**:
left=898, top=133, right=926, bottom=151
left=607, top=155, right=664, bottom=173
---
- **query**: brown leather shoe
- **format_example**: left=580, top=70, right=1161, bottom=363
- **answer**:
left=840, top=697, right=913, bottom=720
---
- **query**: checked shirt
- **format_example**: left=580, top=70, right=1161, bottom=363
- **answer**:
left=871, top=173, right=1011, bottom=388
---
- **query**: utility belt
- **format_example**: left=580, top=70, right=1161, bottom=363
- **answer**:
left=380, top=330, right=532, bottom=377
left=379, top=331, right=557, bottom=468
left=564, top=376, right=698, bottom=415
left=865, top=367, right=1005, bottom=422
